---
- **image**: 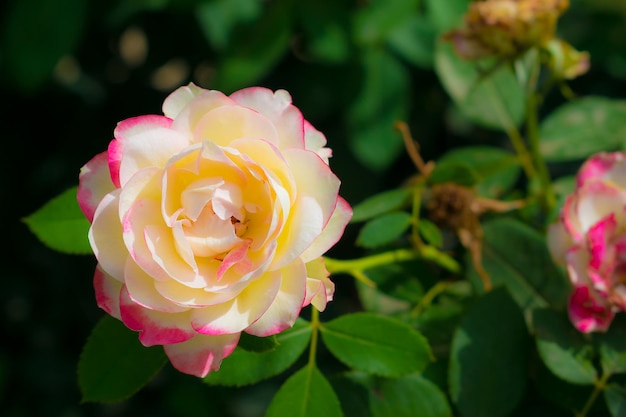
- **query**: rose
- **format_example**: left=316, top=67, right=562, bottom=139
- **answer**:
left=77, top=83, right=352, bottom=377
left=548, top=152, right=626, bottom=333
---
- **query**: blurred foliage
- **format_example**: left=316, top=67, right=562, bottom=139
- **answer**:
left=5, top=0, right=626, bottom=416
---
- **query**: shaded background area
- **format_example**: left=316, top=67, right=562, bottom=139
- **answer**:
left=2, top=0, right=626, bottom=416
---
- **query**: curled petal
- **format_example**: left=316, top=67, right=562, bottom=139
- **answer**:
left=302, top=257, right=335, bottom=312
left=164, top=332, right=240, bottom=378
left=577, top=152, right=626, bottom=189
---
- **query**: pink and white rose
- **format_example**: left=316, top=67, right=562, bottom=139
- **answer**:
left=548, top=151, right=626, bottom=333
left=77, top=83, right=352, bottom=377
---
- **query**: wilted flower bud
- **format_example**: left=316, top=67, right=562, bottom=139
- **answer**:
left=548, top=152, right=626, bottom=333
left=445, top=0, right=570, bottom=60
left=544, top=38, right=590, bottom=80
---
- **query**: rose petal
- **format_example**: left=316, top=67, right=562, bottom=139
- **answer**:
left=304, top=121, right=332, bottom=164
left=94, top=266, right=122, bottom=319
left=230, top=87, right=305, bottom=150
left=568, top=285, right=614, bottom=333
left=190, top=270, right=282, bottom=335
left=78, top=152, right=116, bottom=222
left=162, top=83, right=206, bottom=119
left=577, top=152, right=626, bottom=189
left=245, top=259, right=307, bottom=336
left=163, top=332, right=240, bottom=378
left=300, top=196, right=352, bottom=263
left=89, top=190, right=128, bottom=280
left=302, top=257, right=335, bottom=312
left=119, top=286, right=195, bottom=346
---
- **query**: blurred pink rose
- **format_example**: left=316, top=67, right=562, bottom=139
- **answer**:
left=77, top=84, right=352, bottom=377
left=548, top=152, right=626, bottom=333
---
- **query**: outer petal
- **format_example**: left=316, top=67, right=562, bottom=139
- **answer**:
left=273, top=149, right=341, bottom=268
left=575, top=181, right=626, bottom=235
left=119, top=286, right=195, bottom=346
left=163, top=332, right=240, bottom=378
left=89, top=190, right=128, bottom=280
left=245, top=258, right=307, bottom=336
left=110, top=115, right=175, bottom=187
left=300, top=196, right=352, bottom=263
left=94, top=266, right=122, bottom=320
left=568, top=285, right=614, bottom=333
left=162, top=83, right=206, bottom=119
left=78, top=152, right=116, bottom=222
left=577, top=152, right=626, bottom=189
left=304, top=120, right=332, bottom=164
left=230, top=87, right=305, bottom=150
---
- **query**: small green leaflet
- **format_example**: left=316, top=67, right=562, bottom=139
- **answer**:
left=78, top=316, right=167, bottom=403
left=237, top=332, right=278, bottom=353
left=265, top=365, right=343, bottom=417
left=320, top=312, right=432, bottom=377
left=351, top=188, right=413, bottom=223
left=23, top=186, right=92, bottom=255
left=356, top=212, right=412, bottom=249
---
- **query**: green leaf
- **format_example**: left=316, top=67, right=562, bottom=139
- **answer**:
left=539, top=97, right=626, bottom=162
left=424, top=0, right=471, bottom=33
left=418, top=219, right=443, bottom=248
left=329, top=373, right=373, bottom=417
left=532, top=308, right=597, bottom=385
left=352, top=0, right=420, bottom=45
left=213, top=0, right=293, bottom=92
left=23, top=187, right=92, bottom=255
left=449, top=288, right=529, bottom=417
left=1, top=0, right=86, bottom=92
left=468, top=218, right=571, bottom=318
left=434, top=41, right=525, bottom=131
left=351, top=188, right=413, bottom=223
left=78, top=316, right=167, bottom=403
left=204, top=319, right=311, bottom=387
left=386, top=14, right=436, bottom=68
left=428, top=161, right=480, bottom=187
left=437, top=146, right=521, bottom=197
left=370, top=374, right=453, bottom=417
left=265, top=365, right=343, bottom=417
left=237, top=333, right=278, bottom=353
left=196, top=0, right=262, bottom=51
left=605, top=384, right=626, bottom=417
left=596, top=315, right=626, bottom=375
left=347, top=48, right=410, bottom=171
left=356, top=212, right=413, bottom=249
left=320, top=312, right=432, bottom=377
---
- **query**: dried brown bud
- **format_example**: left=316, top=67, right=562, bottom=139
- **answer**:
left=445, top=0, right=570, bottom=60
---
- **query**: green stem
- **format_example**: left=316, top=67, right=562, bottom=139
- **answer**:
left=526, top=58, right=556, bottom=213
left=411, top=280, right=452, bottom=318
left=324, top=247, right=461, bottom=278
left=576, top=371, right=611, bottom=417
left=308, top=307, right=320, bottom=367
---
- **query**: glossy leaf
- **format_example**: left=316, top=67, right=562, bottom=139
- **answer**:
left=237, top=333, right=278, bottom=353
left=78, top=316, right=167, bottom=403
left=435, top=41, right=525, bottom=131
left=205, top=319, right=311, bottom=387
left=351, top=188, right=413, bottom=223
left=356, top=212, right=412, bottom=249
left=265, top=365, right=343, bottom=417
left=23, top=187, right=92, bottom=255
left=320, top=313, right=432, bottom=377
left=449, top=288, right=529, bottom=417
left=539, top=96, right=626, bottom=162
left=532, top=308, right=597, bottom=385
left=605, top=384, right=626, bottom=417
left=418, top=219, right=443, bottom=248
left=370, top=374, right=452, bottom=417
left=437, top=146, right=521, bottom=197
left=468, top=218, right=571, bottom=316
